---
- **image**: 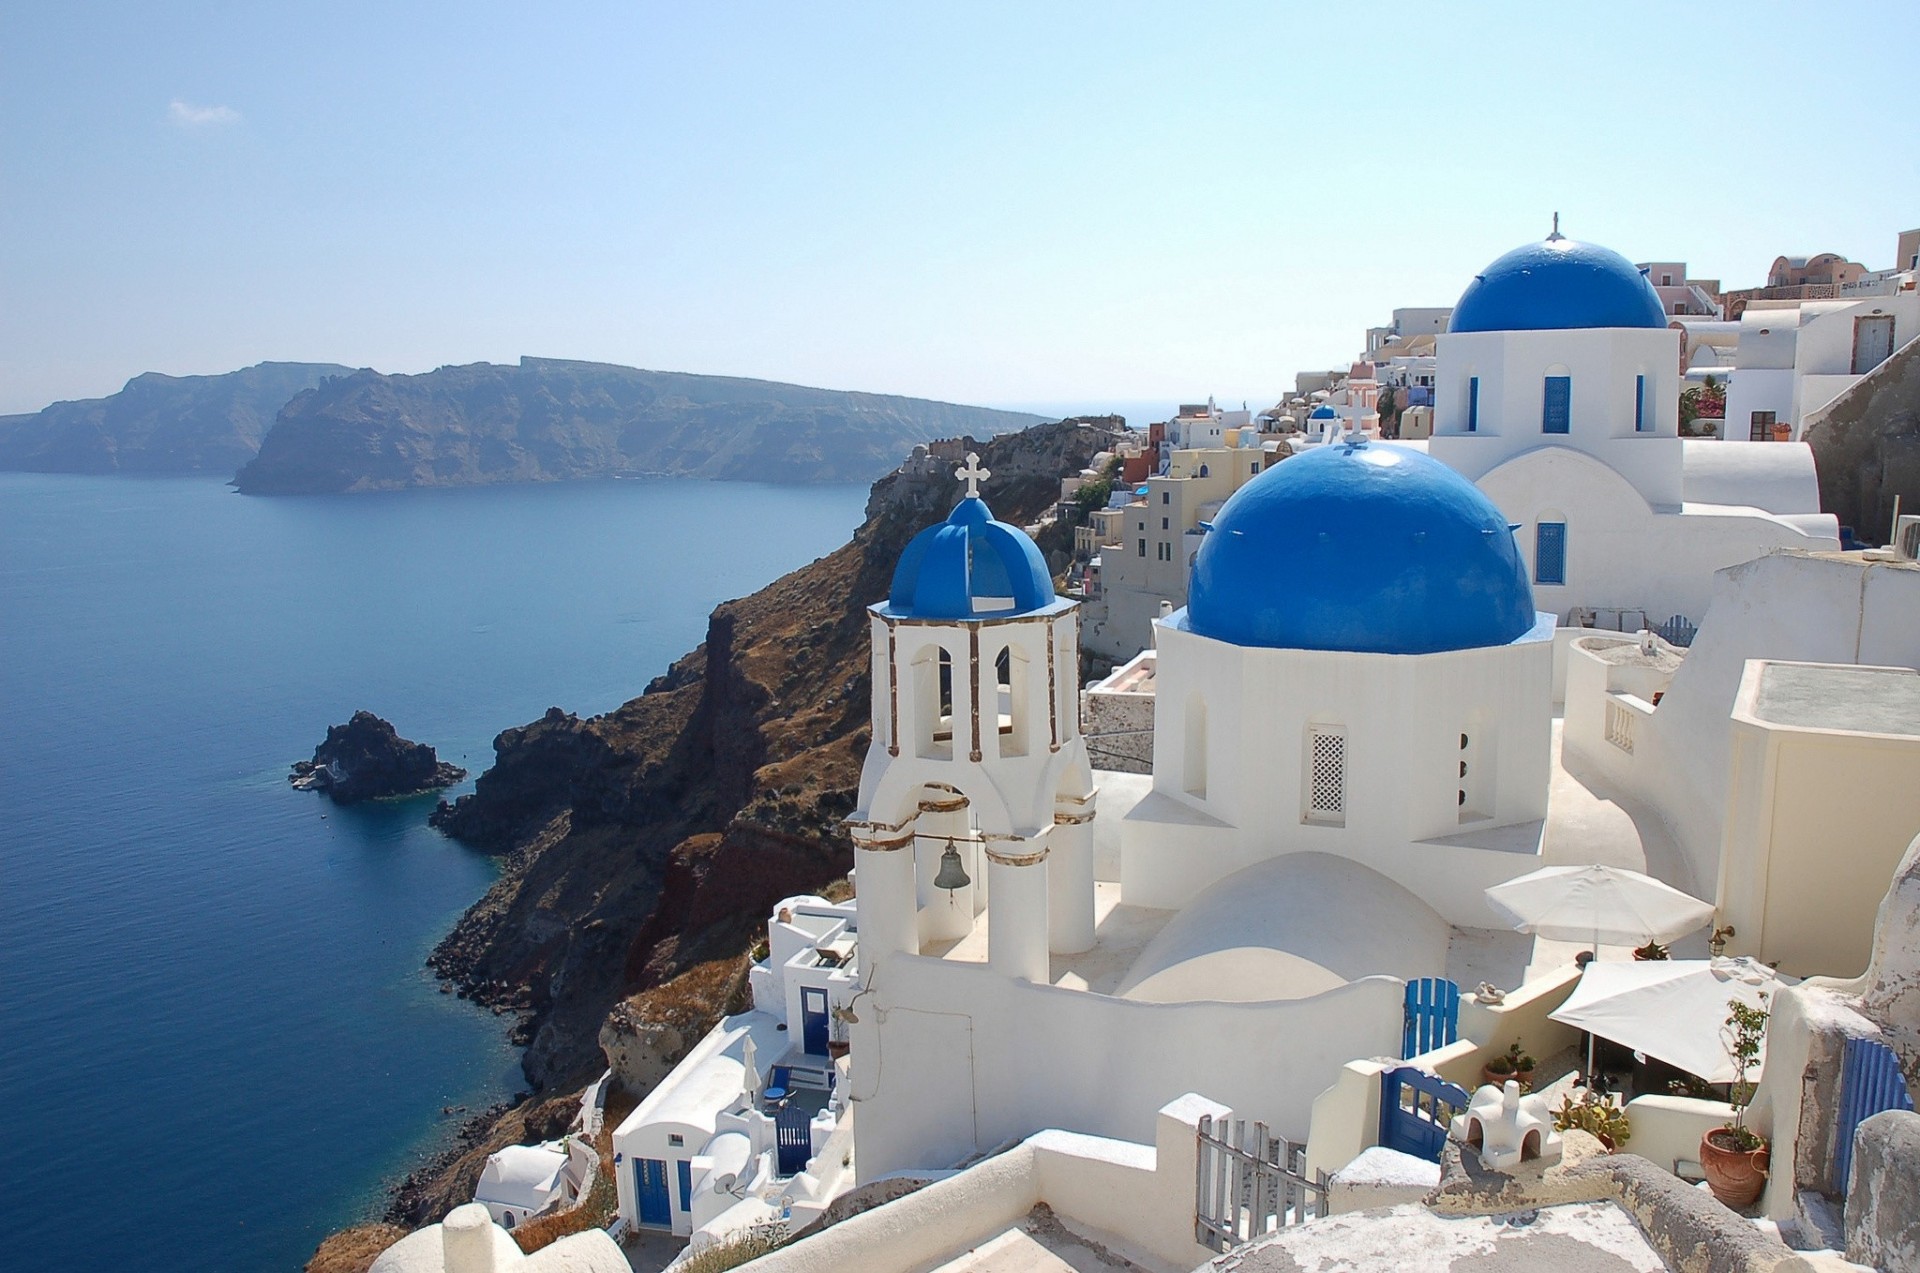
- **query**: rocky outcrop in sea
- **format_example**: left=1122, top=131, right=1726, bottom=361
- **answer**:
left=290, top=711, right=466, bottom=804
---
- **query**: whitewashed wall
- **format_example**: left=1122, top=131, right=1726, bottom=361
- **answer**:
left=847, top=951, right=1401, bottom=1183
left=1120, top=618, right=1553, bottom=924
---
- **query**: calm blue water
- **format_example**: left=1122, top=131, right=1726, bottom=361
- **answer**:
left=0, top=474, right=866, bottom=1272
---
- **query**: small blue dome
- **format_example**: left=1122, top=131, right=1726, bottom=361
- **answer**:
left=1185, top=442, right=1537, bottom=654
left=1308, top=405, right=1337, bottom=420
left=1449, top=236, right=1667, bottom=334
left=889, top=496, right=1053, bottom=619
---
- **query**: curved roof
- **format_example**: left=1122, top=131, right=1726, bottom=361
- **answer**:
left=476, top=1144, right=566, bottom=1211
left=1449, top=237, right=1667, bottom=333
left=1183, top=441, right=1538, bottom=654
left=888, top=495, right=1053, bottom=619
left=1115, top=853, right=1450, bottom=1003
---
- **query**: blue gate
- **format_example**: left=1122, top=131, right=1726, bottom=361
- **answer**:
left=1403, top=978, right=1460, bottom=1059
left=633, top=1157, right=671, bottom=1227
left=1380, top=1067, right=1470, bottom=1163
left=776, top=1102, right=813, bottom=1176
left=1836, top=1036, right=1914, bottom=1194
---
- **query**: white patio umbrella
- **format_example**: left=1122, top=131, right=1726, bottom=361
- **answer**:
left=1550, top=956, right=1798, bottom=1084
left=1484, top=864, right=1715, bottom=952
left=741, top=1035, right=761, bottom=1102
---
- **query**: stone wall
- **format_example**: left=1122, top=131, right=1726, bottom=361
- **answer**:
left=1806, top=335, right=1920, bottom=542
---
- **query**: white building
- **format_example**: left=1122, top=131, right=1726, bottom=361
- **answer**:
left=1416, top=231, right=1839, bottom=632
left=1720, top=290, right=1918, bottom=442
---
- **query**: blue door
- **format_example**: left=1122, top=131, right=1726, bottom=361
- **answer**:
left=1837, top=1036, right=1914, bottom=1193
left=676, top=1158, right=693, bottom=1213
left=1542, top=375, right=1571, bottom=433
left=1535, top=522, right=1567, bottom=586
left=801, top=986, right=829, bottom=1057
left=634, top=1157, right=670, bottom=1227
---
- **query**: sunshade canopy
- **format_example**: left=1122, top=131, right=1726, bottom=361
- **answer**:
left=1549, top=956, right=1798, bottom=1084
left=1485, top=864, right=1714, bottom=946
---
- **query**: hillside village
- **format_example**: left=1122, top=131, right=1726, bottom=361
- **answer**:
left=349, top=225, right=1920, bottom=1273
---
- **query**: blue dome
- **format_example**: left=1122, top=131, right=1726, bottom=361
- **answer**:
left=1308, top=405, right=1337, bottom=420
left=889, top=495, right=1053, bottom=619
left=1185, top=442, right=1537, bottom=654
left=1449, top=236, right=1667, bottom=334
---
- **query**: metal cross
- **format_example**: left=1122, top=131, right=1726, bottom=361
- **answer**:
left=957, top=452, right=991, bottom=498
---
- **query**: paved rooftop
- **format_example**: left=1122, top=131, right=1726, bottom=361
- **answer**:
left=928, top=1206, right=1142, bottom=1273
left=1752, top=662, right=1920, bottom=736
left=1212, top=1201, right=1667, bottom=1273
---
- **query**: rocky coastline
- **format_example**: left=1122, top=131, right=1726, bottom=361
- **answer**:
left=316, top=419, right=1119, bottom=1259
left=290, top=711, right=466, bottom=805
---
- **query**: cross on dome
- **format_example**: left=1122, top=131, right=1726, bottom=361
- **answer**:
left=1548, top=211, right=1563, bottom=242
left=957, top=452, right=991, bottom=499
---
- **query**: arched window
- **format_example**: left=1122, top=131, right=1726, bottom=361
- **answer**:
left=1183, top=695, right=1207, bottom=799
left=993, top=643, right=1031, bottom=758
left=1542, top=372, right=1571, bottom=434
left=912, top=643, right=956, bottom=759
left=502, top=1212, right=516, bottom=1229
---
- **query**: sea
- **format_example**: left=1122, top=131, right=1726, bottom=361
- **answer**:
left=0, top=473, right=869, bottom=1273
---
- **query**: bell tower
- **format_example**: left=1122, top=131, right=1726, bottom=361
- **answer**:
left=846, top=454, right=1097, bottom=984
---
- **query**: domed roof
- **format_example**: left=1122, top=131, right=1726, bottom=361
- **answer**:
left=1449, top=235, right=1667, bottom=334
left=1308, top=404, right=1337, bottom=420
left=1184, top=441, right=1537, bottom=654
left=889, top=494, right=1053, bottom=619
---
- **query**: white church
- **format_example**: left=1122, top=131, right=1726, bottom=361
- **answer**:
left=1412, top=229, right=1838, bottom=635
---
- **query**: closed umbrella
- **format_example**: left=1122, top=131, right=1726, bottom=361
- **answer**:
left=1484, top=864, right=1714, bottom=951
left=1550, top=956, right=1797, bottom=1084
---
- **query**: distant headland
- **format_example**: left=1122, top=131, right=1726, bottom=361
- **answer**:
left=0, top=357, right=1045, bottom=492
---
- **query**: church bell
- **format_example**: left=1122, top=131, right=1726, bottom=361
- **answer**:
left=933, top=838, right=971, bottom=899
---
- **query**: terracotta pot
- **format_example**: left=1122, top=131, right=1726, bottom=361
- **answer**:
left=827, top=1040, right=851, bottom=1060
left=1700, top=1129, right=1769, bottom=1208
left=1481, top=1066, right=1533, bottom=1090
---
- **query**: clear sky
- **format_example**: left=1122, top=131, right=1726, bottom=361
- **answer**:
left=4, top=1, right=1917, bottom=417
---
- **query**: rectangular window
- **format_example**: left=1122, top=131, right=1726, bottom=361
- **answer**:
left=1161, top=517, right=1169, bottom=530
left=1535, top=521, right=1567, bottom=586
left=1750, top=410, right=1777, bottom=441
left=1137, top=539, right=1146, bottom=557
left=1466, top=376, right=1479, bottom=432
left=1542, top=376, right=1571, bottom=433
left=1634, top=375, right=1648, bottom=432
left=1305, top=727, right=1346, bottom=825
left=1162, top=491, right=1171, bottom=505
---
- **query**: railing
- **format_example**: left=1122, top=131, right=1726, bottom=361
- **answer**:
left=1195, top=1115, right=1327, bottom=1252
left=1605, top=699, right=1636, bottom=754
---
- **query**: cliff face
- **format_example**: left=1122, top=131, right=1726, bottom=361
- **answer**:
left=233, top=357, right=1046, bottom=493
left=422, top=420, right=1119, bottom=1101
left=1807, top=337, right=1920, bottom=542
left=0, top=361, right=352, bottom=474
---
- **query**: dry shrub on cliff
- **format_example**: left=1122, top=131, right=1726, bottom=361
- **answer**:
left=678, top=1221, right=790, bottom=1273
left=627, top=955, right=754, bottom=1031
left=305, top=1223, right=408, bottom=1273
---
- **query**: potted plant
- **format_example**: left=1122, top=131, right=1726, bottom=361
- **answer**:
left=1553, top=1091, right=1631, bottom=1151
left=1482, top=1041, right=1535, bottom=1091
left=1700, top=996, right=1771, bottom=1208
left=826, top=1005, right=852, bottom=1060
left=1632, top=939, right=1670, bottom=961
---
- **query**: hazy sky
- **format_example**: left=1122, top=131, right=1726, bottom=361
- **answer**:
left=5, top=2, right=1918, bottom=416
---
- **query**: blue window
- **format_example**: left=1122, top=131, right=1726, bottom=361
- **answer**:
left=1542, top=376, right=1571, bottom=434
left=1466, top=377, right=1479, bottom=432
left=1535, top=522, right=1567, bottom=586
left=1634, top=375, right=1649, bottom=432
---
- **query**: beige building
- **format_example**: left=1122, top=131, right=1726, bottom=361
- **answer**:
left=1081, top=442, right=1274, bottom=660
left=1718, top=659, right=1920, bottom=978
